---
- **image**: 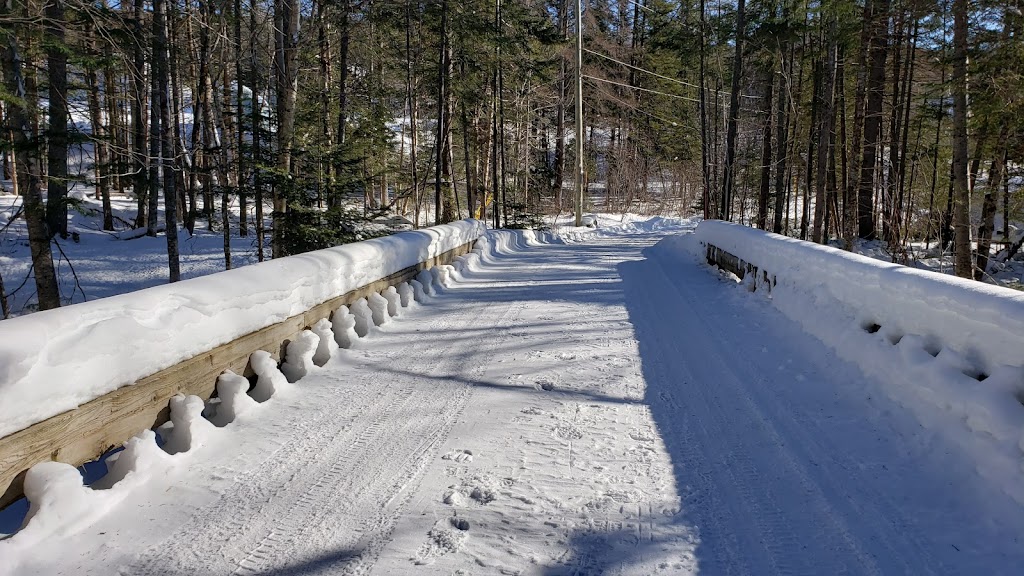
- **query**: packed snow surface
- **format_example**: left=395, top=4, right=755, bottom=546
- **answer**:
left=3, top=218, right=1024, bottom=575
left=0, top=220, right=484, bottom=438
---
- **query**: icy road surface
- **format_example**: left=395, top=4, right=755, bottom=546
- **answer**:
left=7, top=224, right=1024, bottom=575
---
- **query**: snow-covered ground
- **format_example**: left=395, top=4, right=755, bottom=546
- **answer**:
left=852, top=235, right=1024, bottom=290
left=0, top=191, right=417, bottom=317
left=3, top=219, right=1024, bottom=574
left=0, top=192, right=263, bottom=315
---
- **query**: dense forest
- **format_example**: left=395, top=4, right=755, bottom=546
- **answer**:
left=1, top=0, right=1022, bottom=312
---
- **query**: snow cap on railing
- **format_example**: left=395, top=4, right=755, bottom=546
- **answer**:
left=695, top=220, right=1024, bottom=373
left=0, top=219, right=486, bottom=438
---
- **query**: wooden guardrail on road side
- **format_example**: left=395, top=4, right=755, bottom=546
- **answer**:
left=705, top=243, right=775, bottom=292
left=0, top=240, right=475, bottom=510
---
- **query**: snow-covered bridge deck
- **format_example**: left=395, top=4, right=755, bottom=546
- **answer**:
left=4, top=222, right=1024, bottom=574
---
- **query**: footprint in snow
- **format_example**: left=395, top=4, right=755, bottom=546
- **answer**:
left=443, top=487, right=466, bottom=506
left=412, top=518, right=469, bottom=565
left=604, top=488, right=644, bottom=503
left=629, top=429, right=656, bottom=443
left=555, top=424, right=585, bottom=440
left=442, top=449, right=474, bottom=463
left=471, top=486, right=498, bottom=504
left=467, top=473, right=503, bottom=504
left=537, top=379, right=556, bottom=391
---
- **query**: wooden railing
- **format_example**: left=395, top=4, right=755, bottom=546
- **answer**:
left=705, top=243, right=775, bottom=293
left=0, top=240, right=476, bottom=509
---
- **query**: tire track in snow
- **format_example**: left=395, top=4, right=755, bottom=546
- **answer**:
left=228, top=383, right=419, bottom=575
left=126, top=283, right=524, bottom=575
left=630, top=251, right=889, bottom=575
left=297, top=300, right=528, bottom=576
left=368, top=233, right=697, bottom=575
left=653, top=251, right=973, bottom=574
left=619, top=238, right=991, bottom=575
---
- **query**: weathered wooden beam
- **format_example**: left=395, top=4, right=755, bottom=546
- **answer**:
left=705, top=243, right=774, bottom=292
left=0, top=241, right=475, bottom=510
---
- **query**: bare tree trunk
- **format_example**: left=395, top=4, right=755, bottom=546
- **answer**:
left=154, top=0, right=180, bottom=281
left=837, top=46, right=849, bottom=229
left=44, top=0, right=68, bottom=239
left=554, top=0, right=568, bottom=209
left=756, top=68, right=772, bottom=230
left=699, top=0, right=712, bottom=220
left=251, top=4, right=264, bottom=260
left=951, top=0, right=972, bottom=278
left=147, top=15, right=162, bottom=238
left=826, top=106, right=840, bottom=241
left=772, top=43, right=790, bottom=234
left=498, top=40, right=509, bottom=228
left=235, top=0, right=247, bottom=236
left=813, top=25, right=836, bottom=244
left=0, top=265, right=9, bottom=318
left=856, top=0, right=889, bottom=240
left=219, top=53, right=233, bottom=269
left=333, top=0, right=350, bottom=206
left=103, top=66, right=122, bottom=197
left=883, top=8, right=905, bottom=247
left=2, top=101, right=18, bottom=195
left=434, top=0, right=449, bottom=225
left=85, top=24, right=114, bottom=231
left=196, top=0, right=215, bottom=231
left=894, top=19, right=919, bottom=251
left=132, top=0, right=148, bottom=228
left=1004, top=170, right=1011, bottom=242
left=491, top=55, right=500, bottom=229
left=720, top=0, right=745, bottom=222
left=168, top=0, right=190, bottom=231
left=845, top=36, right=866, bottom=245
left=461, top=96, right=475, bottom=217
left=405, top=0, right=420, bottom=227
left=442, top=46, right=458, bottom=222
left=273, top=0, right=300, bottom=256
left=926, top=62, right=946, bottom=249
left=802, top=59, right=819, bottom=241
left=3, top=1, right=60, bottom=309
left=480, top=103, right=493, bottom=224
left=975, top=121, right=1009, bottom=279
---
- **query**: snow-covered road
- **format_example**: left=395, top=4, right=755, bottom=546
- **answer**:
left=6, top=224, right=1024, bottom=575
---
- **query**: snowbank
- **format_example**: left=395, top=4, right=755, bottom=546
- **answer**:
left=685, top=221, right=1024, bottom=502
left=0, top=220, right=485, bottom=438
left=555, top=214, right=696, bottom=244
left=693, top=221, right=1024, bottom=375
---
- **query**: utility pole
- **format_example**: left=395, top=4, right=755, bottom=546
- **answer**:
left=574, top=0, right=584, bottom=226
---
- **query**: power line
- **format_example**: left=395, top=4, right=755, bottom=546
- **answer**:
left=623, top=0, right=658, bottom=14
left=587, top=80, right=690, bottom=128
left=585, top=48, right=702, bottom=90
left=584, top=47, right=762, bottom=100
left=582, top=74, right=702, bottom=104
left=584, top=76, right=766, bottom=125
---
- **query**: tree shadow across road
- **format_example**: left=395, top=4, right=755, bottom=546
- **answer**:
left=599, top=241, right=1024, bottom=575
